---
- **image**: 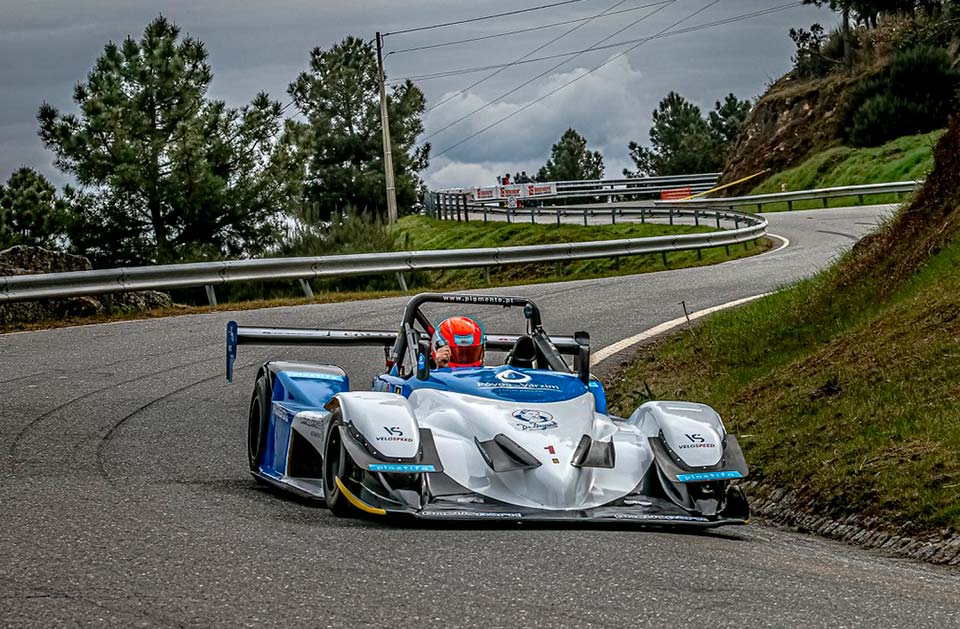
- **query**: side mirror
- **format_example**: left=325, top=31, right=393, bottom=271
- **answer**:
left=416, top=339, right=431, bottom=381
left=574, top=331, right=590, bottom=385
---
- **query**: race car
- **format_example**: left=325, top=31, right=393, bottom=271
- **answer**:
left=226, top=292, right=750, bottom=526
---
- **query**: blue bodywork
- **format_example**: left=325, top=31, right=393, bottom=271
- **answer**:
left=374, top=364, right=607, bottom=413
left=259, top=370, right=349, bottom=480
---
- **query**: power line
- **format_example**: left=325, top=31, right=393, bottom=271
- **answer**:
left=420, top=0, right=676, bottom=142
left=392, top=2, right=801, bottom=83
left=421, top=0, right=643, bottom=116
left=386, top=0, right=672, bottom=56
left=432, top=0, right=723, bottom=159
left=383, top=0, right=593, bottom=37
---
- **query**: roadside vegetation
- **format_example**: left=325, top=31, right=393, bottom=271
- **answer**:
left=740, top=130, right=941, bottom=211
left=720, top=1, right=959, bottom=193
left=606, top=117, right=960, bottom=538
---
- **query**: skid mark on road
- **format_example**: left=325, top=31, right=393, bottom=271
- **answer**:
left=8, top=356, right=220, bottom=462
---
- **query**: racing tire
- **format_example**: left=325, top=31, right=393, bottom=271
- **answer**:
left=247, top=373, right=271, bottom=481
left=322, top=411, right=360, bottom=518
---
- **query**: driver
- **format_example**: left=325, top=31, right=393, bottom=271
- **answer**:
left=432, top=316, right=485, bottom=368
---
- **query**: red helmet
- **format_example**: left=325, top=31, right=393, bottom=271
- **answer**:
left=433, top=316, right=485, bottom=368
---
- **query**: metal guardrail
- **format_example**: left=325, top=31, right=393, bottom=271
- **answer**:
left=0, top=207, right=765, bottom=305
left=654, top=181, right=919, bottom=211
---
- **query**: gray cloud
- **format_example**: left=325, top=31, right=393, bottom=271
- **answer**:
left=0, top=0, right=836, bottom=191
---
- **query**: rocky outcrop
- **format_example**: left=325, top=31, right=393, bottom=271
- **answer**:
left=0, top=245, right=173, bottom=326
left=718, top=68, right=882, bottom=195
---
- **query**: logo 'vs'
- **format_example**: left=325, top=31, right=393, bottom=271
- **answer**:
left=685, top=433, right=705, bottom=443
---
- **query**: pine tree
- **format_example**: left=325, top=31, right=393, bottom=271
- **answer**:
left=536, top=128, right=604, bottom=182
left=0, top=167, right=68, bottom=249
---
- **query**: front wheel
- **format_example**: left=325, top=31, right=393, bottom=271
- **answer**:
left=322, top=411, right=360, bottom=517
left=247, top=374, right=271, bottom=481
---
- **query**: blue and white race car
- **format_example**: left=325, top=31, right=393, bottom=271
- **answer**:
left=226, top=292, right=750, bottom=526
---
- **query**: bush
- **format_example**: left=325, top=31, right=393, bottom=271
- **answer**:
left=845, top=44, right=959, bottom=147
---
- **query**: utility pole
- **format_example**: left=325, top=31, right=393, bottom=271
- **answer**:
left=375, top=31, right=398, bottom=225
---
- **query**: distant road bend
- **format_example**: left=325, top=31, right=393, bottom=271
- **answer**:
left=3, top=204, right=959, bottom=627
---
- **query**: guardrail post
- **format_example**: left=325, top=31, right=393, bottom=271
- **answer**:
left=694, top=210, right=699, bottom=227
left=641, top=208, right=646, bottom=224
left=724, top=244, right=730, bottom=256
left=456, top=198, right=462, bottom=222
left=506, top=209, right=512, bottom=224
left=787, top=200, right=793, bottom=211
left=103, top=293, right=113, bottom=316
left=757, top=203, right=763, bottom=212
left=299, top=279, right=314, bottom=298
left=582, top=210, right=588, bottom=226
left=715, top=211, right=721, bottom=229
left=530, top=207, right=535, bottom=224
left=483, top=266, right=491, bottom=285
left=205, top=285, right=217, bottom=307
left=483, top=205, right=488, bottom=222
left=897, top=191, right=904, bottom=201
left=556, top=210, right=561, bottom=226
left=669, top=208, right=674, bottom=226
left=461, top=194, right=470, bottom=223
left=822, top=197, right=828, bottom=208
left=697, top=249, right=702, bottom=260
left=858, top=193, right=864, bottom=205
left=661, top=252, right=668, bottom=266
left=611, top=210, right=616, bottom=225
left=396, top=272, right=408, bottom=292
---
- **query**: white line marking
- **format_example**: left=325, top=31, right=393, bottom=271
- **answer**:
left=768, top=233, right=789, bottom=252
left=592, top=293, right=772, bottom=366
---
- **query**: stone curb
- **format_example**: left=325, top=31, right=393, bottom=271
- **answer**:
left=742, top=480, right=960, bottom=566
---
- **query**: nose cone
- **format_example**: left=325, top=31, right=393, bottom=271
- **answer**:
left=416, top=390, right=646, bottom=510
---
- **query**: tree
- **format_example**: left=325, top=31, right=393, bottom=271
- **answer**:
left=536, top=128, right=604, bottom=182
left=37, top=16, right=294, bottom=265
left=708, top=94, right=753, bottom=154
left=287, top=36, right=429, bottom=222
left=625, top=92, right=751, bottom=177
left=0, top=167, right=68, bottom=249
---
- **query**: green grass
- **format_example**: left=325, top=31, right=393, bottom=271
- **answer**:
left=395, top=215, right=768, bottom=288
left=605, top=226, right=960, bottom=537
left=746, top=130, right=942, bottom=212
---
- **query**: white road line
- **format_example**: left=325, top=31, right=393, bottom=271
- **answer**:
left=768, top=233, right=790, bottom=252
left=590, top=231, right=791, bottom=366
left=592, top=292, right=772, bottom=366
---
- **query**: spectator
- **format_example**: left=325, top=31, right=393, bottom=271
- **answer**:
left=519, top=171, right=531, bottom=183
left=497, top=175, right=502, bottom=185
left=514, top=172, right=521, bottom=183
left=502, top=173, right=511, bottom=185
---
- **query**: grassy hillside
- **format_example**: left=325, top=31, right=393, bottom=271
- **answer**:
left=396, top=216, right=767, bottom=288
left=744, top=130, right=941, bottom=211
left=606, top=117, right=960, bottom=538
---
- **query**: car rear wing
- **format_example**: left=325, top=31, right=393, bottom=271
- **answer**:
left=226, top=322, right=584, bottom=382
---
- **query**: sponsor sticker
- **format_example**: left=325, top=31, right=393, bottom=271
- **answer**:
left=376, top=426, right=414, bottom=443
left=369, top=464, right=436, bottom=473
left=676, top=470, right=743, bottom=482
left=511, top=409, right=558, bottom=432
left=612, top=513, right=709, bottom=522
left=422, top=511, right=522, bottom=518
left=283, top=371, right=345, bottom=381
left=479, top=370, right=562, bottom=392
left=678, top=433, right=716, bottom=449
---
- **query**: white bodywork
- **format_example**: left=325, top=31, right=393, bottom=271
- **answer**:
left=327, top=388, right=730, bottom=511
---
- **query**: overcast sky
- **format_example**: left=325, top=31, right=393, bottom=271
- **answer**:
left=0, top=0, right=836, bottom=191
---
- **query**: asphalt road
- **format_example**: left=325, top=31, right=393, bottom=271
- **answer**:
left=3, top=205, right=959, bottom=627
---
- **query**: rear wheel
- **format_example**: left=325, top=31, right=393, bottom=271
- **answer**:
left=323, top=411, right=360, bottom=517
left=247, top=374, right=271, bottom=481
